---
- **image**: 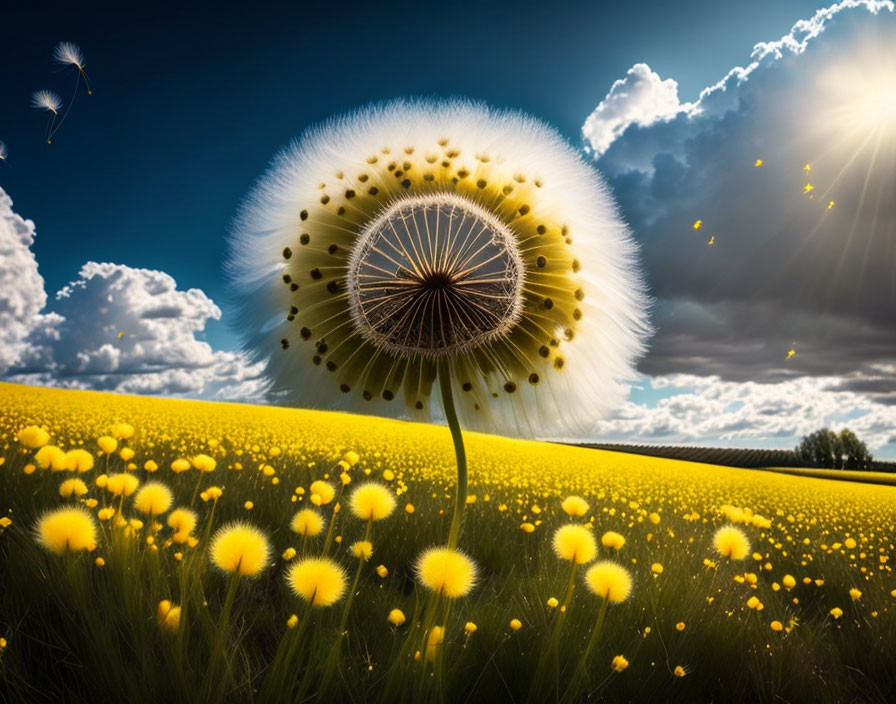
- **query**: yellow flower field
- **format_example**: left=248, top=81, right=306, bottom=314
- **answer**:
left=1, top=381, right=895, bottom=703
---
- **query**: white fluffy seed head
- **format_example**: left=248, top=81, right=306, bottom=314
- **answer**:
left=31, top=91, right=62, bottom=113
left=230, top=99, right=650, bottom=438
left=54, top=42, right=84, bottom=68
left=0, top=141, right=6, bottom=161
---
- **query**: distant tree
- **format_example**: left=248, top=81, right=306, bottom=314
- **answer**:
left=837, top=428, right=872, bottom=470
left=796, top=427, right=873, bottom=469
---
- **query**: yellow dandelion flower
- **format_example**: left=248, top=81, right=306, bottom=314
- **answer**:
left=388, top=608, right=406, bottom=627
left=585, top=561, right=633, bottom=603
left=290, top=508, right=325, bottom=537
left=133, top=482, right=173, bottom=516
left=144, top=460, right=158, bottom=472
left=770, top=620, right=783, bottom=632
left=611, top=655, right=629, bottom=672
left=782, top=574, right=796, bottom=589
left=830, top=607, right=843, bottom=619
left=465, top=622, right=477, bottom=634
left=64, top=449, right=95, bottom=473
left=674, top=665, right=686, bottom=678
left=552, top=524, right=597, bottom=564
left=59, top=478, right=88, bottom=498
left=350, top=483, right=396, bottom=521
left=425, top=626, right=445, bottom=661
left=309, top=480, right=335, bottom=505
left=405, top=503, right=415, bottom=514
left=509, top=618, right=522, bottom=631
left=849, top=588, right=862, bottom=601
left=547, top=597, right=559, bottom=608
left=157, top=600, right=181, bottom=632
left=18, top=425, right=50, bottom=449
left=675, top=621, right=685, bottom=631
left=713, top=525, right=750, bottom=560
left=110, top=422, right=134, bottom=439
left=210, top=522, right=272, bottom=577
left=170, top=458, right=191, bottom=473
left=286, top=557, right=347, bottom=606
left=520, top=522, right=536, bottom=533
left=167, top=508, right=197, bottom=535
left=97, top=436, right=118, bottom=454
left=106, top=473, right=140, bottom=497
left=351, top=540, right=373, bottom=561
left=36, top=507, right=97, bottom=555
left=191, top=454, right=217, bottom=472
left=561, top=495, right=589, bottom=517
left=376, top=564, right=388, bottom=578
left=651, top=562, right=663, bottom=575
left=35, top=445, right=67, bottom=471
left=416, top=546, right=478, bottom=599
left=601, top=530, right=626, bottom=550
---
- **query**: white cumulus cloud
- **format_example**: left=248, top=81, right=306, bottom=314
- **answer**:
left=1, top=189, right=267, bottom=402
left=0, top=187, right=48, bottom=372
left=582, top=63, right=694, bottom=158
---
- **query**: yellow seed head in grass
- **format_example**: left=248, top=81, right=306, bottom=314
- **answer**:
left=674, top=665, right=686, bottom=677
left=782, top=574, right=796, bottom=589
left=509, top=618, right=522, bottom=631
left=465, top=622, right=477, bottom=634
left=167, top=508, right=197, bottom=535
left=611, top=655, right=629, bottom=672
left=290, top=508, right=325, bottom=537
left=388, top=608, right=406, bottom=627
left=64, top=449, right=95, bottom=473
left=157, top=600, right=181, bottom=632
left=59, top=478, right=88, bottom=498
left=601, top=531, right=626, bottom=550
left=286, top=557, right=347, bottom=606
left=351, top=540, right=373, bottom=561
left=309, top=480, right=335, bottom=505
left=36, top=507, right=97, bottom=555
left=713, top=525, right=750, bottom=560
left=35, top=445, right=67, bottom=471
left=97, top=436, right=118, bottom=454
left=18, top=425, right=50, bottom=449
left=849, top=588, right=862, bottom=601
left=210, top=522, right=272, bottom=577
left=350, top=483, right=396, bottom=521
left=106, top=473, right=140, bottom=497
left=770, top=620, right=784, bottom=632
left=191, top=454, right=217, bottom=472
left=585, top=561, right=633, bottom=603
left=561, top=495, right=589, bottom=517
left=134, top=482, right=173, bottom=516
left=552, top=524, right=597, bottom=564
left=416, top=547, right=477, bottom=599
left=830, top=607, right=843, bottom=619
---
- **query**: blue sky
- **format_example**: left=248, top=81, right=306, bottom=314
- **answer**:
left=1, top=0, right=894, bottom=456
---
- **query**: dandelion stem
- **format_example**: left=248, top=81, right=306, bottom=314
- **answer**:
left=439, top=359, right=467, bottom=550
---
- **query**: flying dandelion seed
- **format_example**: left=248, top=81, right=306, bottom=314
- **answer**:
left=827, top=200, right=835, bottom=210
left=803, top=183, right=814, bottom=194
left=804, top=164, right=812, bottom=172
left=31, top=90, right=63, bottom=144
left=54, top=42, right=92, bottom=95
left=754, top=159, right=763, bottom=167
left=707, top=235, right=715, bottom=246
left=0, top=141, right=7, bottom=163
left=693, top=219, right=703, bottom=230
left=231, top=99, right=649, bottom=548
left=787, top=347, right=797, bottom=360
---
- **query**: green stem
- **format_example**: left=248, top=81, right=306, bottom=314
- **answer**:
left=439, top=360, right=467, bottom=550
left=565, top=598, right=610, bottom=703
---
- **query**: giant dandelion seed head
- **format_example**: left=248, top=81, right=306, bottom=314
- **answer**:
left=31, top=90, right=62, bottom=114
left=230, top=99, right=649, bottom=437
left=54, top=41, right=85, bottom=68
left=133, top=482, right=173, bottom=516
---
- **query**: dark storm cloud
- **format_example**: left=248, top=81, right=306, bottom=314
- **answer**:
left=585, top=2, right=896, bottom=387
